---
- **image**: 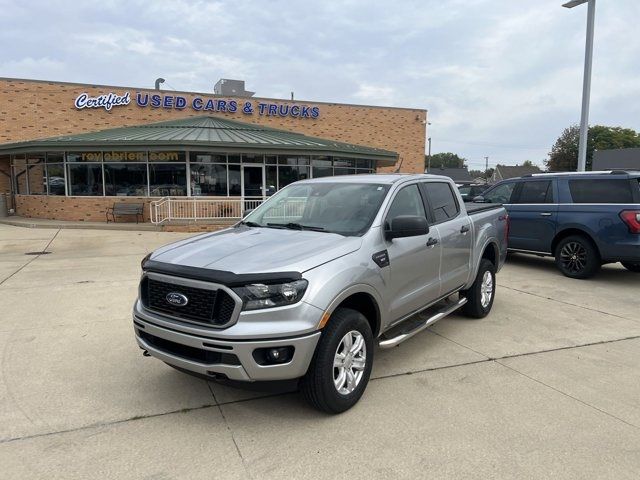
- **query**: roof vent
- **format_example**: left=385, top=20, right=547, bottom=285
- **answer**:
left=214, top=79, right=255, bottom=97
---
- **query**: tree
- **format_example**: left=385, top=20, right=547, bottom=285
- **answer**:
left=521, top=160, right=535, bottom=167
left=425, top=152, right=467, bottom=170
left=546, top=125, right=640, bottom=171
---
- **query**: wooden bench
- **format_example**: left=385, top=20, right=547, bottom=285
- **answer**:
left=106, top=203, right=144, bottom=223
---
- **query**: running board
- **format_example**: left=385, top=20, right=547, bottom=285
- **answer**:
left=378, top=297, right=467, bottom=349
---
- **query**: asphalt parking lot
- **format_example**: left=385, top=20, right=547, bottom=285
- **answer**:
left=1, top=223, right=639, bottom=479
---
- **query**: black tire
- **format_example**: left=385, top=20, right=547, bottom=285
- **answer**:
left=300, top=308, right=374, bottom=414
left=554, top=235, right=600, bottom=279
left=461, top=259, right=496, bottom=318
left=621, top=261, right=640, bottom=273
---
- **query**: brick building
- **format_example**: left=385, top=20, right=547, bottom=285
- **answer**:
left=0, top=77, right=427, bottom=222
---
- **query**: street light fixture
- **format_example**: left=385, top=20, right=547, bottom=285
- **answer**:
left=563, top=0, right=596, bottom=172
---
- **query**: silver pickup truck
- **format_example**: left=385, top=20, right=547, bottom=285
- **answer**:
left=134, top=174, right=508, bottom=412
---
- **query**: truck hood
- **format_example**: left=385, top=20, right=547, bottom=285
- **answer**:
left=150, top=226, right=362, bottom=274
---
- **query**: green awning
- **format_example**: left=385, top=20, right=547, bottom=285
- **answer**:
left=0, top=115, right=398, bottom=163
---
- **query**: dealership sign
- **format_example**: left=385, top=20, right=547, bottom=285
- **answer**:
left=74, top=91, right=320, bottom=118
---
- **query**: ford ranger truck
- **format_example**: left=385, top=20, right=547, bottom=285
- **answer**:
left=134, top=174, right=508, bottom=413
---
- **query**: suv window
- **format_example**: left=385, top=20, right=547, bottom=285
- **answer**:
left=569, top=179, right=633, bottom=203
left=515, top=180, right=553, bottom=204
left=484, top=182, right=516, bottom=204
left=386, top=184, right=427, bottom=225
left=425, top=182, right=459, bottom=223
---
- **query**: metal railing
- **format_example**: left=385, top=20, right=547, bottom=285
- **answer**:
left=149, top=197, right=265, bottom=224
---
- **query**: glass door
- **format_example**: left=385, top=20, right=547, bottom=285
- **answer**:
left=241, top=164, right=265, bottom=212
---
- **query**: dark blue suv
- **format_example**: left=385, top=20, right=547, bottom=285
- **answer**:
left=477, top=171, right=640, bottom=278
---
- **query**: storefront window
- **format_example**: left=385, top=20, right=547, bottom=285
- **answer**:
left=279, top=165, right=310, bottom=188
left=149, top=163, right=186, bottom=196
left=148, top=151, right=184, bottom=162
left=311, top=156, right=333, bottom=178
left=46, top=163, right=66, bottom=195
left=190, top=152, right=226, bottom=163
left=265, top=155, right=278, bottom=165
left=68, top=164, right=103, bottom=196
left=190, top=163, right=227, bottom=196
left=242, top=154, right=264, bottom=164
left=66, top=152, right=103, bottom=162
left=104, top=163, right=147, bottom=196
left=333, top=157, right=357, bottom=168
left=103, top=151, right=148, bottom=162
left=266, top=166, right=278, bottom=195
left=228, top=164, right=241, bottom=196
left=228, top=154, right=241, bottom=164
left=334, top=167, right=356, bottom=176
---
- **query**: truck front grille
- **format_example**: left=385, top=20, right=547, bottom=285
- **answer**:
left=141, top=277, right=236, bottom=325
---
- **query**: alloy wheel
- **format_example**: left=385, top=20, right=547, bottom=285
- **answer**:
left=480, top=270, right=494, bottom=308
left=560, top=241, right=587, bottom=274
left=333, top=330, right=367, bottom=395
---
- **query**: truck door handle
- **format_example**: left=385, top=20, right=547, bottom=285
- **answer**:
left=540, top=212, right=552, bottom=217
left=460, top=225, right=470, bottom=234
left=426, top=237, right=438, bottom=247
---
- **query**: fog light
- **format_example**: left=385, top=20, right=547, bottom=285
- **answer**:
left=253, top=346, right=294, bottom=365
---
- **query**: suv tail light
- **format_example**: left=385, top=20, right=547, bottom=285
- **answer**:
left=619, top=210, right=640, bottom=234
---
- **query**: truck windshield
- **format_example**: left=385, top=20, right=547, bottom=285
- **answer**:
left=242, top=182, right=390, bottom=236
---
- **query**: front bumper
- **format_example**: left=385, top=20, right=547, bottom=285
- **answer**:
left=133, top=315, right=321, bottom=382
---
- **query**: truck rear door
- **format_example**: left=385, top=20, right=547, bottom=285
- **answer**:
left=508, top=179, right=558, bottom=253
left=422, top=181, right=472, bottom=295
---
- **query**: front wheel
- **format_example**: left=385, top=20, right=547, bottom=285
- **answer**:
left=300, top=308, right=373, bottom=414
left=621, top=261, right=640, bottom=273
left=461, top=259, right=496, bottom=318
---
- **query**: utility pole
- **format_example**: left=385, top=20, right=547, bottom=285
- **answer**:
left=485, top=156, right=489, bottom=183
left=427, top=137, right=432, bottom=171
left=563, top=0, right=597, bottom=172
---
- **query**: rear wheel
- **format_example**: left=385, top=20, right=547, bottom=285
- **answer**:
left=554, top=235, right=600, bottom=279
left=621, top=261, right=640, bottom=273
left=300, top=308, right=373, bottom=414
left=461, top=259, right=495, bottom=318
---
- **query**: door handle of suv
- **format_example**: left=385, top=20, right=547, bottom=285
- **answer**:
left=460, top=225, right=470, bottom=234
left=540, top=212, right=552, bottom=217
left=426, top=237, right=438, bottom=247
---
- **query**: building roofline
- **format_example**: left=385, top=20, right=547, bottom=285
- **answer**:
left=0, top=76, right=427, bottom=114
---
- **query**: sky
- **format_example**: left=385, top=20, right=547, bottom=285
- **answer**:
left=1, top=0, right=639, bottom=170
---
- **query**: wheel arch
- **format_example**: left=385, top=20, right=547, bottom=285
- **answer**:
left=323, top=285, right=382, bottom=338
left=551, top=227, right=600, bottom=257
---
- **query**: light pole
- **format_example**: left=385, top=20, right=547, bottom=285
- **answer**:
left=563, top=0, right=596, bottom=172
left=427, top=137, right=432, bottom=171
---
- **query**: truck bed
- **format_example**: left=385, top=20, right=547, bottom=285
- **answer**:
left=466, top=203, right=503, bottom=215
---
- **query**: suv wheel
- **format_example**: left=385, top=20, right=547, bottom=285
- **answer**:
left=621, top=261, right=640, bottom=273
left=554, top=235, right=600, bottom=279
left=300, top=308, right=373, bottom=414
left=461, top=259, right=495, bottom=318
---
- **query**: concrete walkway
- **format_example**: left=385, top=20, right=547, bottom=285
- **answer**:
left=1, top=224, right=639, bottom=479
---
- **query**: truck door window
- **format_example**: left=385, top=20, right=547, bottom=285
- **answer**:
left=386, top=184, right=427, bottom=225
left=515, top=181, right=553, bottom=204
left=424, top=182, right=459, bottom=223
left=484, top=183, right=515, bottom=204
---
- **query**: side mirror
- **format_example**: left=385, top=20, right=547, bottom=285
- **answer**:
left=385, top=215, right=429, bottom=240
left=473, top=195, right=486, bottom=203
left=242, top=208, right=254, bottom=218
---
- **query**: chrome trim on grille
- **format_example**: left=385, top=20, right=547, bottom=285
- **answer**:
left=140, top=271, right=243, bottom=329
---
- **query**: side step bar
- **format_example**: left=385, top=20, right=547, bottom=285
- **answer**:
left=378, top=297, right=467, bottom=349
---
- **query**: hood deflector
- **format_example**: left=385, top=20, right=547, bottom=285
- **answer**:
left=142, top=260, right=302, bottom=287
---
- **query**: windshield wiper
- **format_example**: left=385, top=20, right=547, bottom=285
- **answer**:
left=267, top=222, right=326, bottom=232
left=238, top=220, right=263, bottom=227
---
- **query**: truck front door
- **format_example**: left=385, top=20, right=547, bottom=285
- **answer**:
left=383, top=183, right=442, bottom=322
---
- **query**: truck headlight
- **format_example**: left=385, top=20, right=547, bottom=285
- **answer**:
left=233, top=280, right=308, bottom=311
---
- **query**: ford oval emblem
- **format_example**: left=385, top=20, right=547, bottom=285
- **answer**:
left=165, top=292, right=189, bottom=307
